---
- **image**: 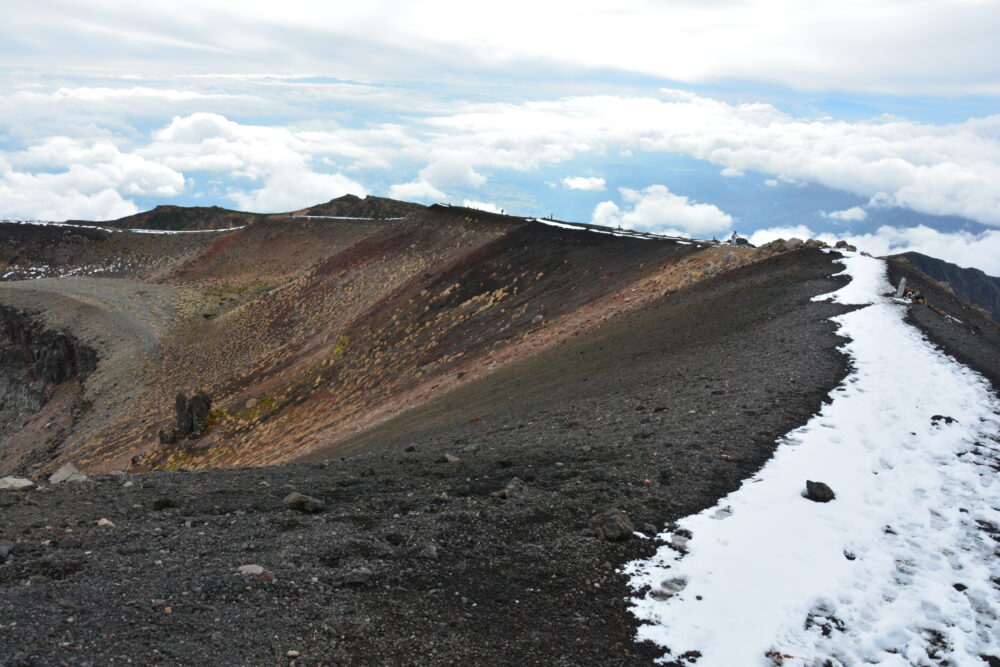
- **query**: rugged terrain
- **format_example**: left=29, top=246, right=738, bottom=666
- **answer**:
left=1, top=196, right=998, bottom=665
left=889, top=250, right=1000, bottom=323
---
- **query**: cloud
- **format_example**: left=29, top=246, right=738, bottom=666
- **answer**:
left=419, top=156, right=487, bottom=189
left=461, top=199, right=502, bottom=214
left=0, top=182, right=138, bottom=221
left=592, top=185, right=733, bottom=236
left=0, top=136, right=186, bottom=220
left=822, top=206, right=868, bottom=222
left=720, top=166, right=744, bottom=178
left=764, top=179, right=779, bottom=187
left=388, top=179, right=446, bottom=202
left=749, top=224, right=1000, bottom=277
left=3, top=1, right=999, bottom=96
left=748, top=226, right=818, bottom=246
left=229, top=169, right=367, bottom=212
left=418, top=92, right=1000, bottom=226
left=562, top=176, right=606, bottom=191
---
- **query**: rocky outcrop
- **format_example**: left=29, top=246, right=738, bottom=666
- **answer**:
left=0, top=307, right=97, bottom=451
left=0, top=307, right=97, bottom=385
left=160, top=391, right=212, bottom=443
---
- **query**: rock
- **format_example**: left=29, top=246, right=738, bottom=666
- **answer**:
left=283, top=492, right=325, bottom=513
left=158, top=428, right=178, bottom=445
left=804, top=480, right=836, bottom=503
left=418, top=544, right=439, bottom=560
left=152, top=497, right=178, bottom=511
left=436, top=454, right=460, bottom=463
left=287, top=650, right=300, bottom=658
left=189, top=391, right=212, bottom=436
left=0, top=539, right=13, bottom=560
left=588, top=509, right=635, bottom=541
left=49, top=463, right=88, bottom=484
left=0, top=476, right=35, bottom=491
left=783, top=237, right=804, bottom=251
left=175, top=390, right=212, bottom=437
left=239, top=564, right=265, bottom=576
left=344, top=567, right=373, bottom=585
left=96, top=518, right=116, bottom=527
left=175, top=391, right=193, bottom=435
left=491, top=477, right=527, bottom=499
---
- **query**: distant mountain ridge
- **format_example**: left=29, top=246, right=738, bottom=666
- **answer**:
left=291, top=194, right=426, bottom=219
left=65, top=195, right=425, bottom=231
left=889, top=251, right=1000, bottom=323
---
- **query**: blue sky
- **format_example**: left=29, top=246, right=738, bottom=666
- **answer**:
left=2, top=0, right=1000, bottom=274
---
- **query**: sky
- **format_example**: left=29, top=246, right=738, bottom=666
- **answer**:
left=2, top=0, right=1000, bottom=274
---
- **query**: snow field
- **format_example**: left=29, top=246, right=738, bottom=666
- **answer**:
left=626, top=252, right=1000, bottom=665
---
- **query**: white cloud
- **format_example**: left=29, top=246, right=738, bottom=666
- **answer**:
left=418, top=156, right=486, bottom=189
left=388, top=179, right=446, bottom=202
left=229, top=169, right=366, bottom=212
left=418, top=92, right=1000, bottom=226
left=3, top=2, right=999, bottom=96
left=764, top=179, right=779, bottom=187
left=721, top=166, right=744, bottom=178
left=748, top=225, right=817, bottom=246
left=461, top=199, right=502, bottom=214
left=562, top=175, right=606, bottom=191
left=822, top=206, right=869, bottom=222
left=749, top=224, right=1000, bottom=277
left=592, top=185, right=733, bottom=236
left=0, top=182, right=138, bottom=221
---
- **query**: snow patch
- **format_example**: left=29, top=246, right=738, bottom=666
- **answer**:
left=627, top=252, right=1000, bottom=665
left=0, top=218, right=244, bottom=235
left=289, top=215, right=404, bottom=221
left=533, top=218, right=698, bottom=244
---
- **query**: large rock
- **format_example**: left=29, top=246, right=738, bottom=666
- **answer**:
left=805, top=480, right=836, bottom=503
left=283, top=492, right=325, bottom=514
left=49, top=463, right=89, bottom=484
left=588, top=509, right=635, bottom=541
left=0, top=476, right=35, bottom=491
left=174, top=390, right=212, bottom=437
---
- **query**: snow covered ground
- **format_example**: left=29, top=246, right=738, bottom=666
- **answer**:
left=290, top=215, right=404, bottom=221
left=534, top=218, right=696, bottom=244
left=627, top=252, right=1000, bottom=665
left=0, top=219, right=243, bottom=234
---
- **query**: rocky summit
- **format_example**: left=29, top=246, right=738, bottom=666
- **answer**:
left=1, top=196, right=998, bottom=665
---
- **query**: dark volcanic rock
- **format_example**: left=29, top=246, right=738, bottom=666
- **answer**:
left=805, top=480, right=836, bottom=503
left=344, top=566, right=374, bottom=585
left=589, top=509, right=636, bottom=541
left=174, top=390, right=212, bottom=437
left=282, top=492, right=325, bottom=513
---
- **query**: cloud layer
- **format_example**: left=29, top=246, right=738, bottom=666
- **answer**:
left=749, top=225, right=1000, bottom=277
left=592, top=185, right=733, bottom=236
left=3, top=1, right=999, bottom=96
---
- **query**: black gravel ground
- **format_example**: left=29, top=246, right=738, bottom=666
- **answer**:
left=1, top=250, right=856, bottom=666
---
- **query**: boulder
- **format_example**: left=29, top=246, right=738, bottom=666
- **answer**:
left=588, top=509, right=635, bottom=541
left=0, top=476, right=35, bottom=491
left=805, top=480, right=836, bottom=503
left=283, top=492, right=325, bottom=514
left=49, top=463, right=88, bottom=484
left=491, top=477, right=527, bottom=499
left=174, top=390, right=212, bottom=437
left=344, top=567, right=374, bottom=585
